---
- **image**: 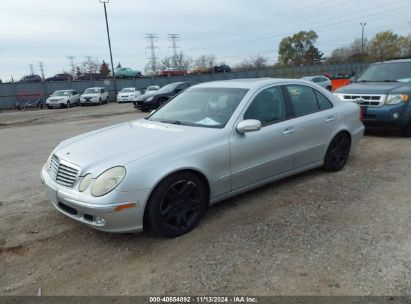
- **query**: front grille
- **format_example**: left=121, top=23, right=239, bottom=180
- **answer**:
left=49, top=155, right=80, bottom=188
left=342, top=94, right=386, bottom=107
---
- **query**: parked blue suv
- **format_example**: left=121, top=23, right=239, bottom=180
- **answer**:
left=334, top=59, right=411, bottom=136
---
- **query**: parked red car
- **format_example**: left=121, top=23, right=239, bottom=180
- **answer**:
left=157, top=68, right=187, bottom=77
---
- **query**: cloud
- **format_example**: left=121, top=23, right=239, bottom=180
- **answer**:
left=0, top=0, right=410, bottom=81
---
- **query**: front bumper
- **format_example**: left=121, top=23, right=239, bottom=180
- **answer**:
left=361, top=104, right=410, bottom=130
left=118, top=97, right=134, bottom=103
left=134, top=99, right=156, bottom=110
left=80, top=97, right=100, bottom=104
left=40, top=165, right=150, bottom=233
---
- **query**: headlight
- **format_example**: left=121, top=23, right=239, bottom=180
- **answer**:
left=333, top=93, right=344, bottom=100
left=146, top=96, right=154, bottom=102
left=386, top=94, right=409, bottom=105
left=78, top=174, right=93, bottom=192
left=91, top=166, right=126, bottom=197
left=45, top=154, right=52, bottom=171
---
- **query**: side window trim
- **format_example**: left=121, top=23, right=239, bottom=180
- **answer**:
left=283, top=84, right=321, bottom=119
left=242, top=85, right=289, bottom=128
left=314, top=89, right=334, bottom=110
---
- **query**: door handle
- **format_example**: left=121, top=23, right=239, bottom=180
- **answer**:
left=282, top=127, right=295, bottom=135
left=325, top=116, right=335, bottom=122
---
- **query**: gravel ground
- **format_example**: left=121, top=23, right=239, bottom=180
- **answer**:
left=0, top=103, right=410, bottom=296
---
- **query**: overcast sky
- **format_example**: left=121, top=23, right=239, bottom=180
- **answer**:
left=1, top=0, right=410, bottom=81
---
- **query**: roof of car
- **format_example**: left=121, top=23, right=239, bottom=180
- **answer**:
left=194, top=78, right=312, bottom=90
left=380, top=58, right=411, bottom=64
left=86, top=87, right=104, bottom=89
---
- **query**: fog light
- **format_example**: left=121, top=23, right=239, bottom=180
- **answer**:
left=393, top=112, right=399, bottom=119
left=95, top=216, right=106, bottom=224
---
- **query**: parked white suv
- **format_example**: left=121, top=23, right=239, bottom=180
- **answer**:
left=117, top=87, right=142, bottom=103
left=46, top=90, right=80, bottom=109
left=80, top=87, right=109, bottom=105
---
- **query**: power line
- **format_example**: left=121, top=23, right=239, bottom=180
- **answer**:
left=186, top=3, right=411, bottom=53
left=145, top=33, right=159, bottom=74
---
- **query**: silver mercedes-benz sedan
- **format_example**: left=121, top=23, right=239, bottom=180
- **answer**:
left=41, top=78, right=364, bottom=237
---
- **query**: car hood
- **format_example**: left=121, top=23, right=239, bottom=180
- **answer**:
left=335, top=82, right=410, bottom=94
left=54, top=119, right=213, bottom=175
left=48, top=96, right=66, bottom=100
left=136, top=92, right=171, bottom=101
left=81, top=94, right=100, bottom=98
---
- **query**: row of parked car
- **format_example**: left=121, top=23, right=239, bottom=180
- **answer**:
left=16, top=65, right=234, bottom=83
left=45, top=85, right=161, bottom=108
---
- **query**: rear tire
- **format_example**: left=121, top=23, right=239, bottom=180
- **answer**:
left=146, top=172, right=207, bottom=238
left=323, top=132, right=351, bottom=172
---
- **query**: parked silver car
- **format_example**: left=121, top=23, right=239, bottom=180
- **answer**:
left=46, top=90, right=80, bottom=109
left=41, top=79, right=364, bottom=237
left=302, top=75, right=332, bottom=91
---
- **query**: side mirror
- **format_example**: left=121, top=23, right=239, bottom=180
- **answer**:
left=236, top=119, right=262, bottom=134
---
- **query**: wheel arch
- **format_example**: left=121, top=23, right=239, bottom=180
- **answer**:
left=142, top=168, right=211, bottom=226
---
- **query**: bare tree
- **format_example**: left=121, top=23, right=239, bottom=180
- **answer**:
left=80, top=57, right=100, bottom=73
left=234, top=55, right=269, bottom=71
left=161, top=51, right=192, bottom=70
left=195, top=54, right=217, bottom=68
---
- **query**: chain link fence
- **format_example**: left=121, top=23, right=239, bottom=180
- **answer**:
left=0, top=62, right=367, bottom=110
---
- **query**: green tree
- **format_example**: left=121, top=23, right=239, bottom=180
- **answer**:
left=278, top=30, right=323, bottom=66
left=368, top=31, right=401, bottom=62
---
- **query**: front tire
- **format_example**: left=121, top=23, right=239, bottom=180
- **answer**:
left=403, top=120, right=411, bottom=137
left=66, top=101, right=71, bottom=108
left=323, top=132, right=351, bottom=172
left=146, top=172, right=208, bottom=238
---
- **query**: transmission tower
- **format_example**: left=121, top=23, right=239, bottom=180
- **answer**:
left=66, top=56, right=76, bottom=75
left=167, top=34, right=181, bottom=59
left=38, top=62, right=45, bottom=80
left=145, top=33, right=159, bottom=75
left=29, top=64, right=34, bottom=75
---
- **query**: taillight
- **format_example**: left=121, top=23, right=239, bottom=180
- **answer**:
left=359, top=108, right=364, bottom=121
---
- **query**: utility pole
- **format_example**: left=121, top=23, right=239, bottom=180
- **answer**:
left=145, top=33, right=159, bottom=75
left=360, top=22, right=367, bottom=64
left=168, top=34, right=180, bottom=68
left=38, top=62, right=45, bottom=80
left=29, top=64, right=34, bottom=75
left=99, top=0, right=117, bottom=95
left=67, top=56, right=76, bottom=75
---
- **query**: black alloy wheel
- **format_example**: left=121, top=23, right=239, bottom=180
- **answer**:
left=323, top=132, right=351, bottom=171
left=146, top=172, right=207, bottom=237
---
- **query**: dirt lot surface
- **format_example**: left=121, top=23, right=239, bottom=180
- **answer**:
left=0, top=103, right=410, bottom=296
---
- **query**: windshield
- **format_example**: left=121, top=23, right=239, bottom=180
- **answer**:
left=52, top=90, right=69, bottom=96
left=120, top=88, right=134, bottom=93
left=357, top=62, right=411, bottom=82
left=157, top=83, right=182, bottom=93
left=84, top=88, right=100, bottom=94
left=148, top=87, right=249, bottom=129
